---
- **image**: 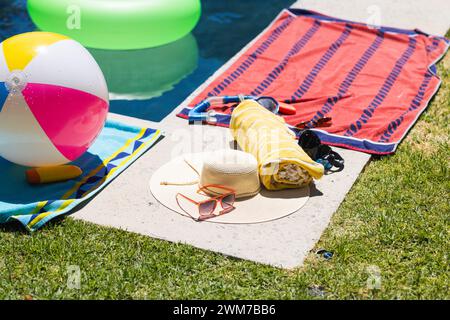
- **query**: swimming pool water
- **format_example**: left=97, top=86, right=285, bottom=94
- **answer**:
left=1, top=0, right=293, bottom=122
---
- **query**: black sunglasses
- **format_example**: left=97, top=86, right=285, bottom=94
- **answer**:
left=298, top=130, right=344, bottom=170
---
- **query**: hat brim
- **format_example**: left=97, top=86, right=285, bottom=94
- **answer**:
left=149, top=153, right=310, bottom=224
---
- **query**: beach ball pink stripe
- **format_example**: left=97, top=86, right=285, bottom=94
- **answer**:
left=22, top=83, right=108, bottom=161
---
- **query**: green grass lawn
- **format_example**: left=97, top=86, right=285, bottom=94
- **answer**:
left=1, top=42, right=449, bottom=301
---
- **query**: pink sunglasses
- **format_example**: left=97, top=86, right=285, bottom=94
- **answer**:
left=176, top=184, right=236, bottom=221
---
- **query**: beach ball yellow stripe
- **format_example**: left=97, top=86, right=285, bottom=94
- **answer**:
left=2, top=32, right=68, bottom=71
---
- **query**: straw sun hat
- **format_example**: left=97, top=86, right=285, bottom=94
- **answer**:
left=149, top=149, right=310, bottom=224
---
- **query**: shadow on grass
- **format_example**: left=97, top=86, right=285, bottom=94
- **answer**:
left=0, top=215, right=68, bottom=234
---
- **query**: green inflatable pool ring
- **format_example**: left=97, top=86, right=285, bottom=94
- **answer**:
left=27, top=0, right=202, bottom=50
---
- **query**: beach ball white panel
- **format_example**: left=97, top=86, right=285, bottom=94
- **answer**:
left=0, top=43, right=9, bottom=82
left=24, top=39, right=109, bottom=102
left=0, top=93, right=70, bottom=167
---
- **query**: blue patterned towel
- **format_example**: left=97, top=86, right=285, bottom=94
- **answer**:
left=0, top=119, right=162, bottom=231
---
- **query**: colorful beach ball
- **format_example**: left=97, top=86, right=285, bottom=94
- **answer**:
left=0, top=32, right=109, bottom=167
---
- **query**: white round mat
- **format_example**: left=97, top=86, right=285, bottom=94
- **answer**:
left=149, top=153, right=310, bottom=224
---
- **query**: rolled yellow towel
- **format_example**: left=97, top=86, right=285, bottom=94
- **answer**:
left=26, top=165, right=82, bottom=184
left=230, top=99, right=324, bottom=190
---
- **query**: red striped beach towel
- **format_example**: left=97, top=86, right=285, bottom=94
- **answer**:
left=178, top=9, right=449, bottom=155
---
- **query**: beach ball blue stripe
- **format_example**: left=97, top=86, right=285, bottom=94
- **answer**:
left=0, top=82, right=8, bottom=112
